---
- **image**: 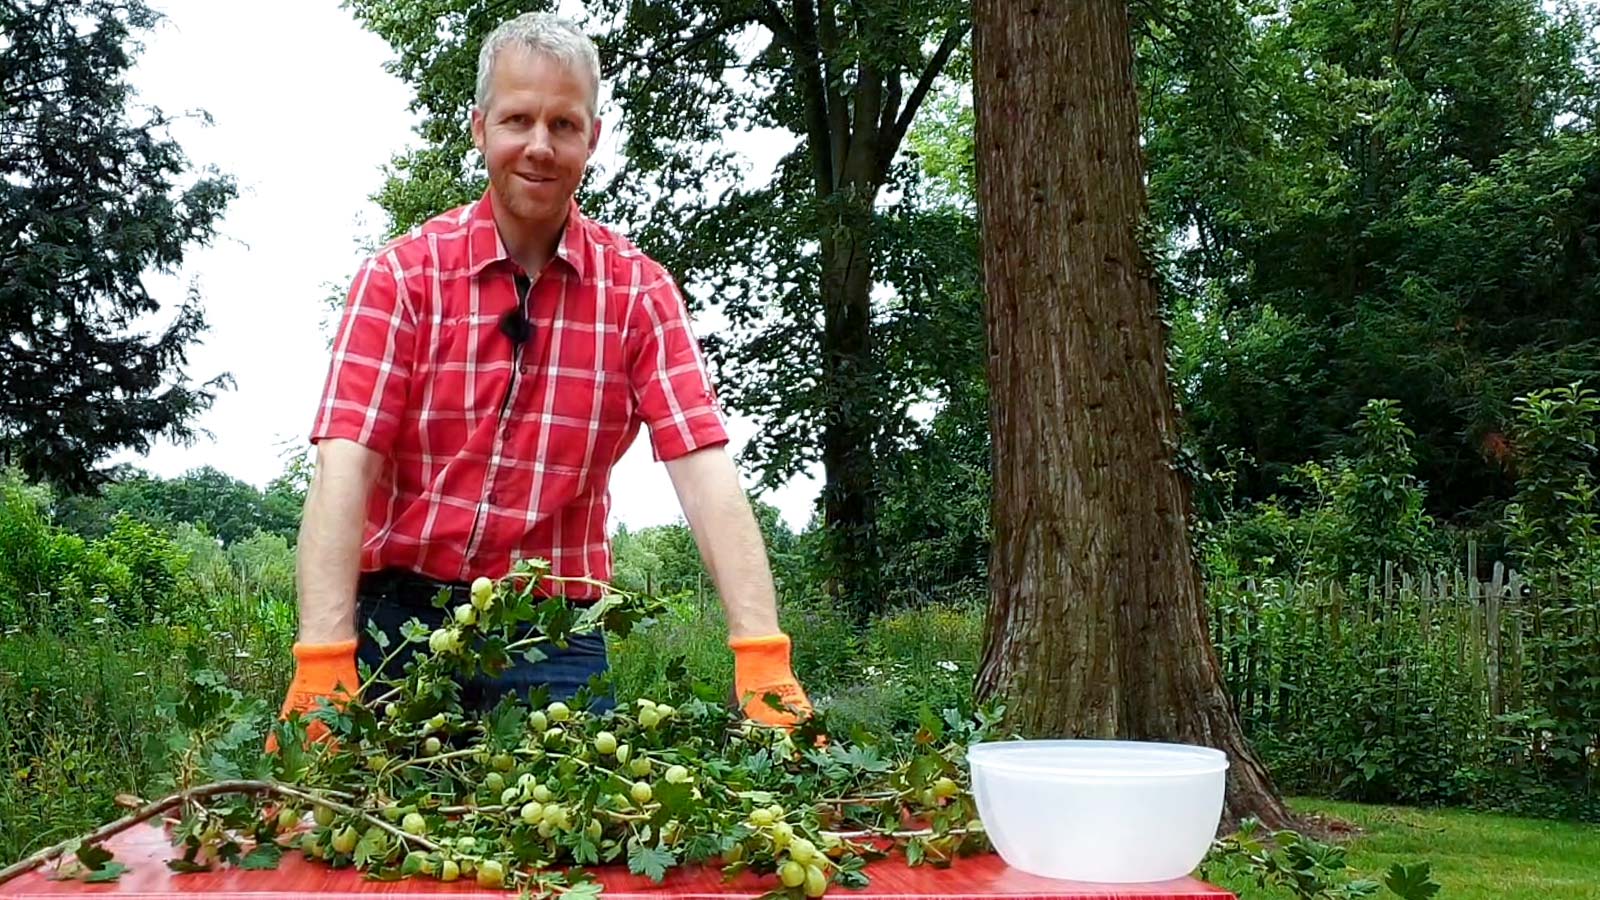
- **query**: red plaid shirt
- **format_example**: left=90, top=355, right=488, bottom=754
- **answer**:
left=310, top=190, right=730, bottom=595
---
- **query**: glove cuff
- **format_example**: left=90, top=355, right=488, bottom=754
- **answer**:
left=729, top=633, right=794, bottom=689
left=292, top=639, right=359, bottom=663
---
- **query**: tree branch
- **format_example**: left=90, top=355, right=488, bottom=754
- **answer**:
left=878, top=69, right=904, bottom=146
left=814, top=0, right=850, bottom=187
left=881, top=23, right=970, bottom=179
left=0, top=781, right=269, bottom=886
left=1390, top=0, right=1411, bottom=58
left=789, top=0, right=836, bottom=197
left=604, top=11, right=763, bottom=77
left=0, top=780, right=436, bottom=887
left=846, top=60, right=885, bottom=187
left=759, top=0, right=799, bottom=49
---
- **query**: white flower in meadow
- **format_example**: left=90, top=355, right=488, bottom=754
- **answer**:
left=936, top=660, right=959, bottom=673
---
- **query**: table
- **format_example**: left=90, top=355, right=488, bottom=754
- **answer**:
left=0, top=824, right=1235, bottom=900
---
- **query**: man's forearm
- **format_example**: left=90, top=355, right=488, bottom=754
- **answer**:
left=666, top=448, right=782, bottom=638
left=699, top=495, right=783, bottom=638
left=296, top=439, right=383, bottom=644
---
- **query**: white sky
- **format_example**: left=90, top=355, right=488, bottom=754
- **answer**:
left=114, top=0, right=823, bottom=532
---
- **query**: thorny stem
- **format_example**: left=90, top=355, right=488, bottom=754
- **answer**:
left=363, top=639, right=416, bottom=706
left=819, top=826, right=976, bottom=841
left=538, top=750, right=621, bottom=779
left=396, top=747, right=480, bottom=771
left=271, top=784, right=443, bottom=854
left=0, top=781, right=267, bottom=886
left=816, top=792, right=897, bottom=805
left=0, top=780, right=453, bottom=888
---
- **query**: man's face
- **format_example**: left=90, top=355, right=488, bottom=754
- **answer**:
left=471, top=47, right=600, bottom=234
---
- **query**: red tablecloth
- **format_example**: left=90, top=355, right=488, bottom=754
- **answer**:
left=0, top=824, right=1234, bottom=900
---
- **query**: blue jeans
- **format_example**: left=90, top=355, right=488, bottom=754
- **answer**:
left=354, top=568, right=614, bottom=713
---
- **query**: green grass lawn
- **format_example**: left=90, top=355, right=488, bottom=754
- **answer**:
left=1214, top=798, right=1600, bottom=899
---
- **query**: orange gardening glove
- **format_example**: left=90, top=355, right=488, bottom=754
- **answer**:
left=265, top=639, right=359, bottom=753
left=730, top=633, right=813, bottom=728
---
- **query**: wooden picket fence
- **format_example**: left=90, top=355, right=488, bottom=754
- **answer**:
left=1206, top=544, right=1600, bottom=732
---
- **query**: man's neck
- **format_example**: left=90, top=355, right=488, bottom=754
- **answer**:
left=490, top=192, right=567, bottom=275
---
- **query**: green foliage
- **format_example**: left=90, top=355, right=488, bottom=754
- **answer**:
left=1203, top=818, right=1441, bottom=900
left=0, top=589, right=294, bottom=864
left=1203, top=400, right=1444, bottom=581
left=1502, top=384, right=1600, bottom=579
left=110, top=565, right=999, bottom=895
left=873, top=333, right=989, bottom=611
left=54, top=466, right=301, bottom=546
left=97, top=513, right=189, bottom=618
left=1146, top=0, right=1600, bottom=520
left=0, top=474, right=61, bottom=610
left=607, top=588, right=863, bottom=721
left=1276, top=799, right=1600, bottom=900
left=1327, top=401, right=1439, bottom=578
left=604, top=590, right=734, bottom=707
left=0, top=0, right=236, bottom=490
left=906, top=92, right=974, bottom=207
left=881, top=0, right=1600, bottom=611
left=1210, top=575, right=1477, bottom=806
left=225, top=531, right=298, bottom=603
left=608, top=592, right=978, bottom=742
left=1209, top=561, right=1598, bottom=820
left=0, top=474, right=194, bottom=628
left=607, top=500, right=811, bottom=603
left=608, top=525, right=710, bottom=599
left=822, top=604, right=980, bottom=737
left=1489, top=385, right=1600, bottom=806
left=1198, top=385, right=1600, bottom=815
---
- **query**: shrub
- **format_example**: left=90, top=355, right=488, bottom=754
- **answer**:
left=1202, top=399, right=1447, bottom=581
left=0, top=478, right=189, bottom=629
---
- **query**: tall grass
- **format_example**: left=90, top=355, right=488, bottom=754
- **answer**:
left=0, top=588, right=294, bottom=862
left=608, top=590, right=984, bottom=737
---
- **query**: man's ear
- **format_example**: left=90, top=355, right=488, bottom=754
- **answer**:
left=589, top=117, right=603, bottom=155
left=470, top=107, right=486, bottom=155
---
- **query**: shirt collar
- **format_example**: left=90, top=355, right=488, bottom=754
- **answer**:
left=466, top=188, right=589, bottom=281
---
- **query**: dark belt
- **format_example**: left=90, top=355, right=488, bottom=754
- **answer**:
left=357, top=567, right=594, bottom=608
left=357, top=568, right=471, bottom=609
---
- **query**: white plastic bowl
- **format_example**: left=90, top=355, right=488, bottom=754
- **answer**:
left=966, top=739, right=1228, bottom=883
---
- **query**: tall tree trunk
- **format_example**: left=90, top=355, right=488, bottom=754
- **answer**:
left=818, top=187, right=882, bottom=619
left=970, top=0, right=1294, bottom=832
left=779, top=2, right=969, bottom=619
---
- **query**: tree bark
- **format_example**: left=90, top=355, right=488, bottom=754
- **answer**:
left=970, top=0, right=1295, bottom=832
left=818, top=183, right=883, bottom=617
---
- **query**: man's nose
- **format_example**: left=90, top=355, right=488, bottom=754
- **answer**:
left=524, top=125, right=555, bottom=160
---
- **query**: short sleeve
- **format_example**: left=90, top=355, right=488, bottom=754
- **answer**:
left=625, top=263, right=730, bottom=462
left=309, top=251, right=416, bottom=457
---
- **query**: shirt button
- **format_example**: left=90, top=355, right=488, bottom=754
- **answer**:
left=487, top=492, right=498, bottom=504
left=519, top=365, right=529, bottom=374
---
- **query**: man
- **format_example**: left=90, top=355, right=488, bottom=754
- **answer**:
left=274, top=12, right=810, bottom=745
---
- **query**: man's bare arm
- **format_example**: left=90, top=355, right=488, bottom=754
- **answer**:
left=663, top=444, right=781, bottom=638
left=296, top=438, right=385, bottom=644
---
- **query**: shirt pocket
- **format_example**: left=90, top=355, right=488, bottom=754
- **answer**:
left=424, top=309, right=515, bottom=422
